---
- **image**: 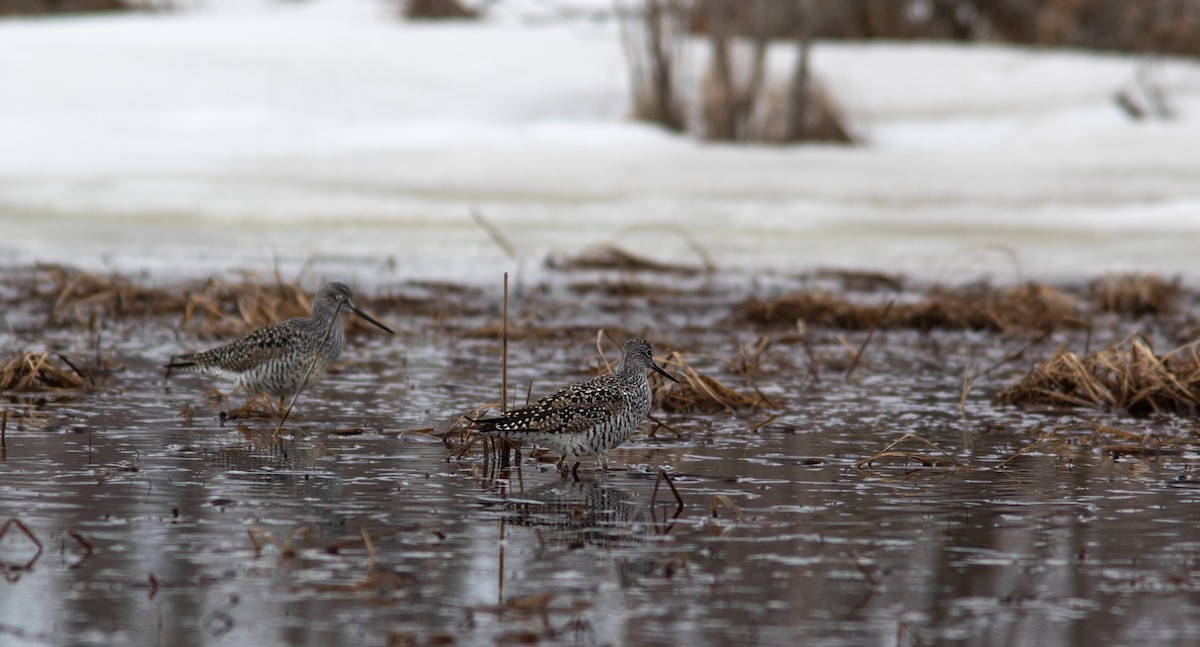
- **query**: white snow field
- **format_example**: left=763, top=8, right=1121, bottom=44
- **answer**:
left=2, top=0, right=1199, bottom=284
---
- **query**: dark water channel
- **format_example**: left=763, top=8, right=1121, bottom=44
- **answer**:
left=3, top=276, right=1200, bottom=647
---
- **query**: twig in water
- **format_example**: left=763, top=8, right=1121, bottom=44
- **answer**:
left=960, top=360, right=980, bottom=418
left=997, top=424, right=1059, bottom=469
left=845, top=299, right=893, bottom=381
left=854, top=433, right=960, bottom=469
left=651, top=468, right=684, bottom=513
left=711, top=494, right=742, bottom=519
left=646, top=413, right=683, bottom=439
left=847, top=552, right=879, bottom=588
left=0, top=518, right=43, bottom=571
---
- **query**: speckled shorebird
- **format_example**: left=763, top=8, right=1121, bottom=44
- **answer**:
left=166, top=282, right=394, bottom=409
left=472, top=338, right=678, bottom=478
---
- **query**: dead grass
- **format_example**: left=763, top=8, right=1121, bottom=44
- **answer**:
left=224, top=392, right=286, bottom=421
left=179, top=277, right=311, bottom=338
left=0, top=351, right=113, bottom=392
left=546, top=244, right=707, bottom=275
left=813, top=268, right=905, bottom=292
left=738, top=281, right=1079, bottom=333
left=1088, top=273, right=1180, bottom=316
left=11, top=266, right=415, bottom=337
left=996, top=335, right=1200, bottom=415
left=654, top=351, right=772, bottom=413
left=402, top=0, right=478, bottom=20
left=26, top=264, right=184, bottom=327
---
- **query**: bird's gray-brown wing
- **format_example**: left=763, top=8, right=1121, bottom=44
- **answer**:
left=169, top=322, right=295, bottom=373
left=475, top=375, right=626, bottom=436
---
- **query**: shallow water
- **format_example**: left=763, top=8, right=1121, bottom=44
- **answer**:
left=2, top=275, right=1200, bottom=647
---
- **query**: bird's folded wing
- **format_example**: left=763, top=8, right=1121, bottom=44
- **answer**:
left=191, top=328, right=292, bottom=373
left=481, top=395, right=624, bottom=435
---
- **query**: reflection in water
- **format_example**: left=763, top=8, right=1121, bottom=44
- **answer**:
left=490, top=477, right=682, bottom=587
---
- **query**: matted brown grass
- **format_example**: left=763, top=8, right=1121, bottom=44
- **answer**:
left=11, top=266, right=413, bottom=338
left=738, top=281, right=1080, bottom=333
left=546, top=244, right=708, bottom=275
left=0, top=351, right=112, bottom=392
left=996, top=335, right=1200, bottom=415
left=26, top=264, right=184, bottom=327
left=179, top=277, right=311, bottom=338
left=654, top=351, right=773, bottom=413
left=1088, top=273, right=1181, bottom=316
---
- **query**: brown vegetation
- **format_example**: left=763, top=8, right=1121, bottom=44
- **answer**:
left=0, top=351, right=109, bottom=392
left=546, top=244, right=708, bottom=275
left=9, top=265, right=434, bottom=337
left=1088, top=272, right=1180, bottom=317
left=687, top=0, right=1200, bottom=57
left=654, top=351, right=772, bottom=413
left=620, top=0, right=853, bottom=144
left=995, top=336, right=1200, bottom=415
left=0, top=0, right=124, bottom=16
left=402, top=0, right=478, bottom=20
left=738, top=281, right=1079, bottom=333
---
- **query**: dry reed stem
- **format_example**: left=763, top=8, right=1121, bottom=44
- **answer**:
left=855, top=433, right=960, bottom=468
left=228, top=393, right=285, bottom=420
left=651, top=469, right=684, bottom=512
left=845, top=299, right=893, bottom=380
left=442, top=403, right=499, bottom=447
left=471, top=209, right=518, bottom=259
left=997, top=425, right=1059, bottom=469
left=710, top=494, right=742, bottom=520
left=325, top=527, right=412, bottom=554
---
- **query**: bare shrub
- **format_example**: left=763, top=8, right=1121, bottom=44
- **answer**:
left=402, top=0, right=478, bottom=19
left=621, top=0, right=854, bottom=144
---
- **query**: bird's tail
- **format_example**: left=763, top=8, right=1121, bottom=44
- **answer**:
left=164, top=355, right=197, bottom=375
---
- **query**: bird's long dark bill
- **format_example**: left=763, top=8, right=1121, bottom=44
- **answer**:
left=350, top=305, right=395, bottom=334
left=651, top=362, right=679, bottom=383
